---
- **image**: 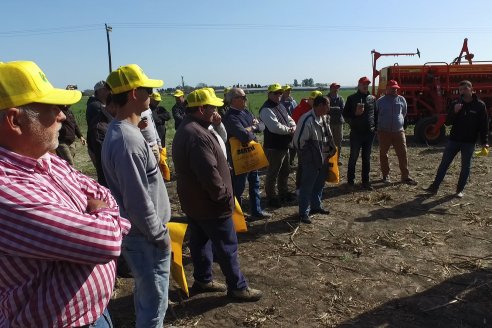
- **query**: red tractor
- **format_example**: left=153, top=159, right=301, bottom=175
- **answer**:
left=371, top=38, right=492, bottom=144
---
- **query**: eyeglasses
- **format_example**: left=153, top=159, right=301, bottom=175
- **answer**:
left=234, top=95, right=247, bottom=100
left=137, top=87, right=153, bottom=95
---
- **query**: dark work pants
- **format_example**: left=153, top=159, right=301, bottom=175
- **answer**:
left=347, top=131, right=375, bottom=184
left=188, top=216, right=247, bottom=291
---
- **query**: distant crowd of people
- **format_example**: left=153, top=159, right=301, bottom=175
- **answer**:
left=0, top=60, right=489, bottom=327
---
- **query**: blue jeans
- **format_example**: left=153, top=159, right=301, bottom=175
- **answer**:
left=83, top=308, right=112, bottom=328
left=299, top=161, right=329, bottom=217
left=232, top=170, right=263, bottom=216
left=188, top=216, right=247, bottom=291
left=122, top=233, right=171, bottom=328
left=347, top=131, right=375, bottom=183
left=433, top=140, right=475, bottom=192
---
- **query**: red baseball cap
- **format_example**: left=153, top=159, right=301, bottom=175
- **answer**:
left=387, top=80, right=400, bottom=89
left=358, top=76, right=371, bottom=85
left=329, top=82, right=341, bottom=89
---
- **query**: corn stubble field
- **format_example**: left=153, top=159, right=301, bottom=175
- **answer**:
left=71, top=91, right=491, bottom=327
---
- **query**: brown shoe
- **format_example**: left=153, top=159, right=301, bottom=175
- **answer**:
left=191, top=280, right=227, bottom=294
left=227, top=287, right=263, bottom=302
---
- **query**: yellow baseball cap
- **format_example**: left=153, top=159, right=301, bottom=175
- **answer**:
left=151, top=92, right=162, bottom=101
left=267, top=83, right=283, bottom=93
left=282, top=84, right=292, bottom=91
left=173, top=89, right=184, bottom=97
left=0, top=61, right=81, bottom=110
left=309, top=90, right=323, bottom=99
left=106, top=64, right=163, bottom=95
left=186, top=88, right=224, bottom=107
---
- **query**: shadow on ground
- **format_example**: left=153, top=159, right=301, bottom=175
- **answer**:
left=337, top=269, right=492, bottom=328
left=355, top=193, right=456, bottom=222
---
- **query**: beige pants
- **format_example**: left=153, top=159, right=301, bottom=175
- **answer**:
left=378, top=130, right=409, bottom=180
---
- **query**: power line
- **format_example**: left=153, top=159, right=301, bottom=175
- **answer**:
left=1, top=23, right=492, bottom=38
left=0, top=24, right=102, bottom=37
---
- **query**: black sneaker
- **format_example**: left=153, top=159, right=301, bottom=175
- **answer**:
left=267, top=198, right=281, bottom=208
left=280, top=192, right=297, bottom=203
left=424, top=184, right=438, bottom=194
left=362, top=182, right=374, bottom=191
left=250, top=211, right=272, bottom=220
left=299, top=215, right=312, bottom=224
left=310, top=208, right=330, bottom=215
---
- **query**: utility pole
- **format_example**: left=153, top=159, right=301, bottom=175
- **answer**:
left=181, top=75, right=185, bottom=89
left=105, top=24, right=113, bottom=74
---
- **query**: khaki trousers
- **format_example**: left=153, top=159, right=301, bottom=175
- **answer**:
left=377, top=130, right=409, bottom=180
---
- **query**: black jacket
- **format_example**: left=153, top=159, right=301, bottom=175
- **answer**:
left=446, top=94, right=489, bottom=145
left=343, top=91, right=376, bottom=133
left=151, top=105, right=171, bottom=145
left=87, top=109, right=113, bottom=187
left=172, top=102, right=186, bottom=130
left=86, top=96, right=105, bottom=128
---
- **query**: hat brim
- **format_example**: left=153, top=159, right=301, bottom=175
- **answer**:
left=269, top=88, right=283, bottom=93
left=37, top=88, right=82, bottom=106
left=141, top=78, right=164, bottom=89
left=206, top=98, right=224, bottom=107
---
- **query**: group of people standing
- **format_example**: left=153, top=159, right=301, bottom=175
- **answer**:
left=0, top=58, right=488, bottom=328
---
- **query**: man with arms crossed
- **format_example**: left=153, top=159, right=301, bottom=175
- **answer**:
left=0, top=61, right=130, bottom=327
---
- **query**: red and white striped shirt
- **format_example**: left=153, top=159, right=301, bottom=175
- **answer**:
left=0, top=147, right=131, bottom=327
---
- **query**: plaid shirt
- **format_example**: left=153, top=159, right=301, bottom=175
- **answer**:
left=0, top=147, right=131, bottom=327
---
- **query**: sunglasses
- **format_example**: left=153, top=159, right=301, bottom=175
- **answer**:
left=273, top=91, right=283, bottom=95
left=137, top=87, right=153, bottom=95
left=234, top=95, right=247, bottom=100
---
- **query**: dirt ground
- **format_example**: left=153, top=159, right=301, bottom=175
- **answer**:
left=97, top=135, right=491, bottom=328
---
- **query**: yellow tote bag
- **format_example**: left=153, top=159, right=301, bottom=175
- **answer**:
left=232, top=197, right=248, bottom=233
left=326, top=148, right=340, bottom=184
left=229, top=137, right=269, bottom=175
left=167, top=222, right=189, bottom=296
left=159, top=147, right=171, bottom=181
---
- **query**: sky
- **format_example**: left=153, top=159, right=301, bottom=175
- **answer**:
left=2, top=0, right=492, bottom=91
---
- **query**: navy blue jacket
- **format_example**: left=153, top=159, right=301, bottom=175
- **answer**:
left=223, top=107, right=264, bottom=143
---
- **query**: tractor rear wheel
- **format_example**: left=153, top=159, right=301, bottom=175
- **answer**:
left=415, top=116, right=446, bottom=145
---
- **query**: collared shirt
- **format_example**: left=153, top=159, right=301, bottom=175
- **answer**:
left=294, top=109, right=335, bottom=162
left=0, top=147, right=131, bottom=327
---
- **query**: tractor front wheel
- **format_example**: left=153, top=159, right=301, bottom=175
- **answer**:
left=414, top=117, right=446, bottom=145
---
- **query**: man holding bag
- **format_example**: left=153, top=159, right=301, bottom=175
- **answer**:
left=223, top=87, right=271, bottom=220
left=293, top=96, right=336, bottom=224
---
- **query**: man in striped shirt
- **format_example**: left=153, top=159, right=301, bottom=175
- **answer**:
left=0, top=61, right=131, bottom=327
